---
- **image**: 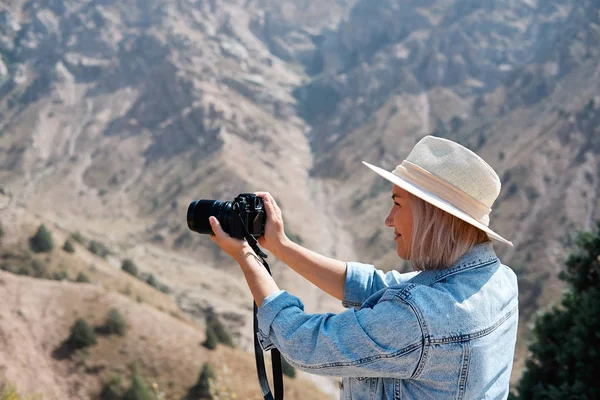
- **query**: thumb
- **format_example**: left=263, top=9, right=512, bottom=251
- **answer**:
left=209, top=216, right=225, bottom=238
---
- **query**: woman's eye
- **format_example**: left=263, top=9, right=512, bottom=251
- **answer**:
left=394, top=202, right=401, bottom=207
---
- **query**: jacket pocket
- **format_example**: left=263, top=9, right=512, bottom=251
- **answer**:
left=347, top=377, right=375, bottom=400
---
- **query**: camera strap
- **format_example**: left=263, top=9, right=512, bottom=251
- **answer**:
left=235, top=209, right=284, bottom=400
left=249, top=245, right=284, bottom=400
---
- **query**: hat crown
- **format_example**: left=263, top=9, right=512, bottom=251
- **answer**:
left=405, top=136, right=500, bottom=208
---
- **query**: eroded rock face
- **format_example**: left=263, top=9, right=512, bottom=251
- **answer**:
left=299, top=0, right=600, bottom=156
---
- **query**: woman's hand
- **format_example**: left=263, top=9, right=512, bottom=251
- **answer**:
left=255, top=192, right=290, bottom=256
left=209, top=217, right=280, bottom=307
left=208, top=216, right=253, bottom=262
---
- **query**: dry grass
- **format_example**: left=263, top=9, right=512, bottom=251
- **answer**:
left=0, top=212, right=334, bottom=399
left=0, top=270, right=334, bottom=400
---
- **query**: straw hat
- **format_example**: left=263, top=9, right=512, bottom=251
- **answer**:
left=363, top=135, right=512, bottom=246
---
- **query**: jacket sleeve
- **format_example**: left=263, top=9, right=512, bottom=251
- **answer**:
left=342, top=262, right=420, bottom=309
left=257, top=289, right=423, bottom=378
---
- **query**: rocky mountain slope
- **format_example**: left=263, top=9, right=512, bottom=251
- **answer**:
left=0, top=0, right=353, bottom=336
left=1, top=0, right=599, bottom=395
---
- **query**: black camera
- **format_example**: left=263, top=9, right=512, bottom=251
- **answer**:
left=187, top=193, right=266, bottom=239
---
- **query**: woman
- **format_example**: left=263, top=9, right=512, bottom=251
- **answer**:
left=209, top=135, right=518, bottom=399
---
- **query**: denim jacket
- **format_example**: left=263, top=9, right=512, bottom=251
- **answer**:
left=257, top=243, right=519, bottom=399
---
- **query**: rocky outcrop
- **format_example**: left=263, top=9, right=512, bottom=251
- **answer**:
left=298, top=0, right=598, bottom=158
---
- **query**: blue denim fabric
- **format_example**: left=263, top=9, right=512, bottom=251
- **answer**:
left=257, top=242, right=519, bottom=399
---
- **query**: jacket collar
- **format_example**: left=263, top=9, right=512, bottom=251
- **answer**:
left=408, top=242, right=499, bottom=286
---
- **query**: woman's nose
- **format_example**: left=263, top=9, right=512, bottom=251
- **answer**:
left=385, top=210, right=394, bottom=227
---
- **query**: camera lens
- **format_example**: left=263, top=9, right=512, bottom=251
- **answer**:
left=187, top=200, right=233, bottom=235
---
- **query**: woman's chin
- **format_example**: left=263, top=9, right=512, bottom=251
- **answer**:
left=396, top=246, right=409, bottom=260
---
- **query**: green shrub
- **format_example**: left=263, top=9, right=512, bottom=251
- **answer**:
left=29, top=259, right=49, bottom=278
left=281, top=357, right=296, bottom=378
left=146, top=273, right=170, bottom=294
left=52, top=269, right=69, bottom=281
left=158, top=283, right=170, bottom=294
left=63, top=239, right=75, bottom=253
left=187, top=363, right=215, bottom=399
left=121, top=259, right=138, bottom=277
left=205, top=308, right=234, bottom=347
left=122, top=365, right=152, bottom=400
left=146, top=273, right=157, bottom=287
left=75, top=272, right=90, bottom=283
left=70, top=231, right=86, bottom=245
left=29, top=224, right=53, bottom=253
left=104, top=308, right=127, bottom=336
left=99, top=374, right=123, bottom=400
left=67, top=318, right=97, bottom=350
left=0, top=257, right=49, bottom=279
left=88, top=240, right=110, bottom=258
left=202, top=326, right=217, bottom=350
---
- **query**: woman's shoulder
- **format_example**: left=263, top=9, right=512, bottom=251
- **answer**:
left=395, top=260, right=518, bottom=340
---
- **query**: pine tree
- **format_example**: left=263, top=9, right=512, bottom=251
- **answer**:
left=99, top=374, right=123, bottom=400
left=187, top=363, right=215, bottom=399
left=146, top=273, right=157, bottom=288
left=122, top=365, right=153, bottom=400
left=75, top=272, right=90, bottom=283
left=67, top=318, right=97, bottom=350
left=29, top=224, right=53, bottom=253
left=202, top=326, right=217, bottom=350
left=105, top=308, right=127, bottom=336
left=63, top=239, right=75, bottom=253
left=89, top=240, right=110, bottom=258
left=121, top=259, right=138, bottom=277
left=511, top=224, right=600, bottom=399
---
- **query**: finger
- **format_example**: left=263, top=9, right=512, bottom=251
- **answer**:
left=272, top=196, right=283, bottom=219
left=261, top=194, right=280, bottom=222
left=255, top=192, right=282, bottom=222
left=267, top=194, right=283, bottom=220
left=209, top=216, right=226, bottom=239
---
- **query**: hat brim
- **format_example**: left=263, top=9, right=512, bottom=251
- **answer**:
left=362, top=161, right=513, bottom=246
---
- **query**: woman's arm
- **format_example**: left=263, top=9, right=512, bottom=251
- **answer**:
left=271, top=239, right=347, bottom=302
left=256, top=288, right=423, bottom=378
left=208, top=217, right=280, bottom=307
left=255, top=192, right=347, bottom=301
left=238, top=250, right=280, bottom=307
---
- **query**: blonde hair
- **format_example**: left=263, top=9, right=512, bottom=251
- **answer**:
left=407, top=192, right=491, bottom=271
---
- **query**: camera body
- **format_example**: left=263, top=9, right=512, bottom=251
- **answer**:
left=230, top=193, right=266, bottom=239
left=187, top=193, right=266, bottom=239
